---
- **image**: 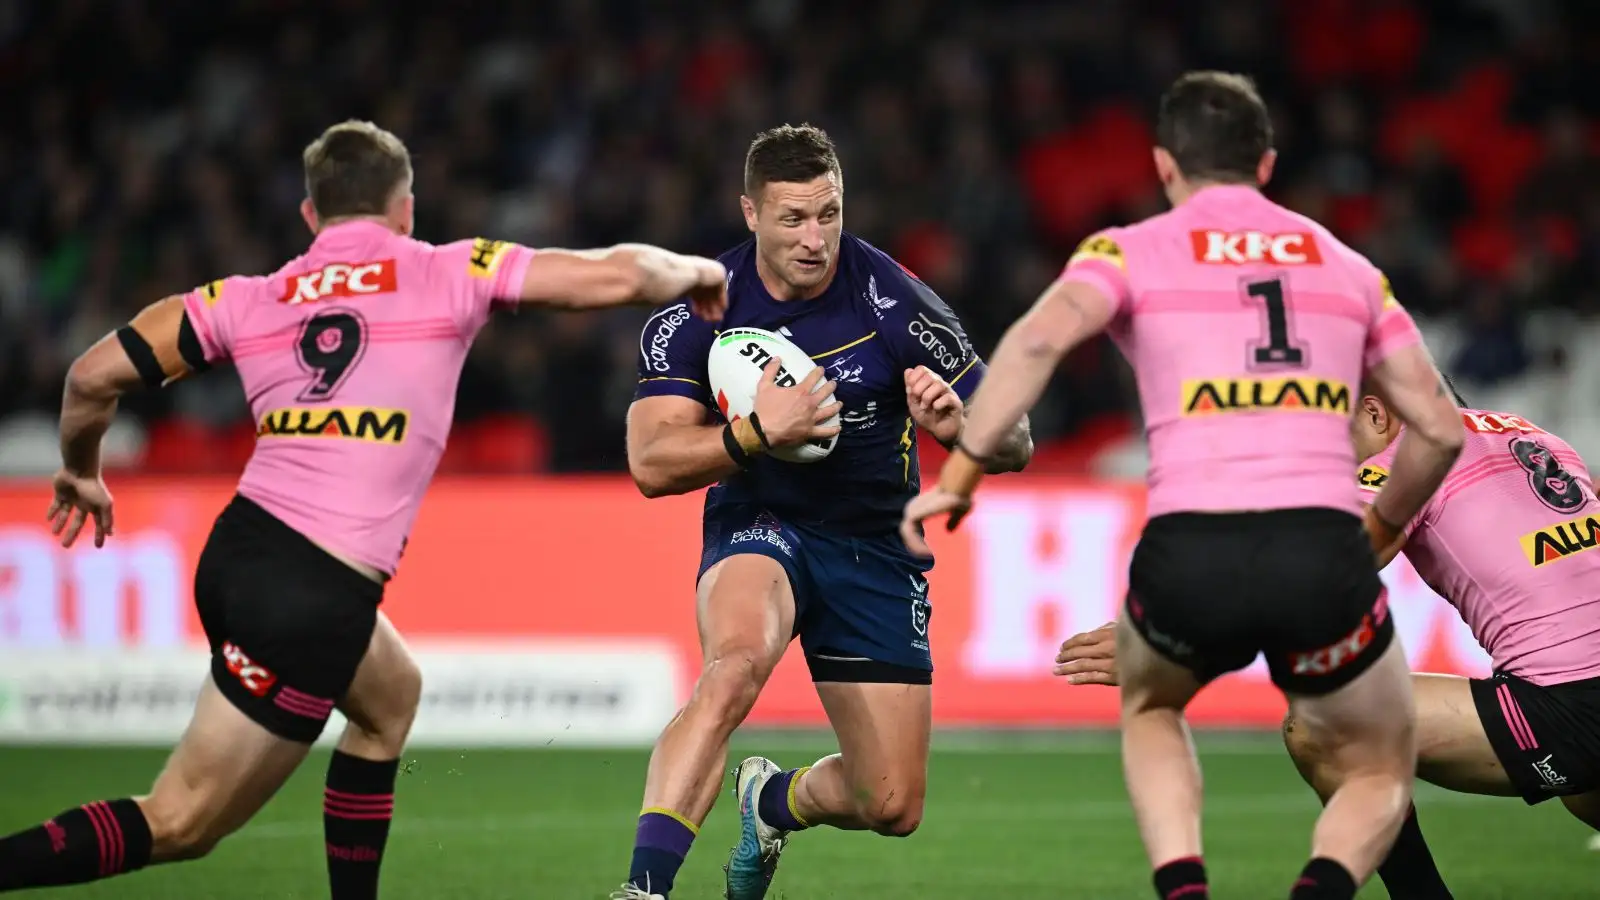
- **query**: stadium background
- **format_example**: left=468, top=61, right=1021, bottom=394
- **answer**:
left=0, top=1, right=1598, bottom=896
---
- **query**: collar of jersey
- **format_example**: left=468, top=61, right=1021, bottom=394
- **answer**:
left=313, top=220, right=398, bottom=246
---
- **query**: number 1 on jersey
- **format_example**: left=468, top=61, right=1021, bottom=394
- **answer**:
left=1244, top=277, right=1305, bottom=367
left=296, top=309, right=369, bottom=402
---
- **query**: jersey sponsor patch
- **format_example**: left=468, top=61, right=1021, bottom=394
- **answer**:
left=198, top=279, right=226, bottom=307
left=256, top=406, right=409, bottom=444
left=1182, top=376, right=1351, bottom=416
left=1191, top=230, right=1323, bottom=266
left=1520, top=513, right=1600, bottom=567
left=1463, top=411, right=1544, bottom=435
left=639, top=302, right=694, bottom=374
left=1357, top=464, right=1390, bottom=491
left=907, top=313, right=969, bottom=376
left=280, top=261, right=398, bottom=304
left=1067, top=233, right=1125, bottom=269
left=1379, top=271, right=1400, bottom=310
left=468, top=238, right=512, bottom=279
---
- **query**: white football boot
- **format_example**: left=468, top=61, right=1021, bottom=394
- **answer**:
left=609, top=884, right=666, bottom=900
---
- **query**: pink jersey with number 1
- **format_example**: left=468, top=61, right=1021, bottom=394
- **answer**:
left=1358, top=411, right=1600, bottom=685
left=1060, top=184, right=1422, bottom=517
left=181, top=220, right=535, bottom=576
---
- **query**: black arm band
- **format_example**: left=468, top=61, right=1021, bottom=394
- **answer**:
left=747, top=412, right=772, bottom=451
left=115, top=326, right=166, bottom=390
left=955, top=440, right=994, bottom=465
left=723, top=423, right=752, bottom=467
left=177, top=311, right=212, bottom=373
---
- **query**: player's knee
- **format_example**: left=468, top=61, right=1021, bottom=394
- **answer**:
left=691, top=651, right=770, bottom=724
left=342, top=655, right=423, bottom=756
left=858, top=787, right=924, bottom=837
left=864, top=799, right=923, bottom=838
left=138, top=796, right=224, bottom=862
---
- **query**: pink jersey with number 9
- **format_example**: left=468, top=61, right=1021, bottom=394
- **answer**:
left=1060, top=185, right=1422, bottom=517
left=181, top=221, right=535, bottom=576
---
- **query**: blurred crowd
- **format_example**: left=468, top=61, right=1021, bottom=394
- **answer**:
left=2, top=0, right=1598, bottom=474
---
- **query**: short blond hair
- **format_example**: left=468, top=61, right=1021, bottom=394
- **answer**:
left=302, top=120, right=413, bottom=218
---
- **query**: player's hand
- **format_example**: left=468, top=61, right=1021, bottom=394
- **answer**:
left=900, top=488, right=972, bottom=557
left=752, top=358, right=842, bottom=449
left=1053, top=621, right=1120, bottom=686
left=685, top=258, right=728, bottom=322
left=47, top=469, right=114, bottom=549
left=905, top=365, right=963, bottom=447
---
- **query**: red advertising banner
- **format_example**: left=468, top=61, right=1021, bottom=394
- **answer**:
left=0, top=477, right=1489, bottom=727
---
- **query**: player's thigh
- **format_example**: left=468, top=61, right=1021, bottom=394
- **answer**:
left=1286, top=638, right=1416, bottom=772
left=338, top=612, right=423, bottom=739
left=695, top=555, right=798, bottom=682
left=1408, top=673, right=1518, bottom=796
left=1115, top=616, right=1205, bottom=712
left=815, top=680, right=932, bottom=825
left=1560, top=791, right=1600, bottom=830
left=196, top=495, right=382, bottom=745
left=142, top=676, right=310, bottom=851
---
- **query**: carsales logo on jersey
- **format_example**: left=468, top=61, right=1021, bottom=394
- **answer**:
left=280, top=260, right=398, bottom=304
left=907, top=313, right=968, bottom=374
left=642, top=303, right=693, bottom=372
left=1192, top=231, right=1323, bottom=266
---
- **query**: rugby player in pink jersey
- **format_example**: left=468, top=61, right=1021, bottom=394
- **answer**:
left=1056, top=382, right=1600, bottom=899
left=0, top=120, right=728, bottom=897
left=902, top=72, right=1464, bottom=900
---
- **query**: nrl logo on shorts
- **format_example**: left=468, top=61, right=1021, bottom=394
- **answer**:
left=909, top=575, right=930, bottom=637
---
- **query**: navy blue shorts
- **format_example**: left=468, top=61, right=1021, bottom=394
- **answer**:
left=698, top=505, right=934, bottom=684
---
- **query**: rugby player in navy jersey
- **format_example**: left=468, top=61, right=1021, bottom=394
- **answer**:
left=612, top=125, right=1033, bottom=900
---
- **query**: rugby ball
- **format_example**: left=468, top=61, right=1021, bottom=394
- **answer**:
left=708, top=327, right=840, bottom=463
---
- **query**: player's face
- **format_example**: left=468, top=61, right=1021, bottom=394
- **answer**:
left=1350, top=394, right=1397, bottom=460
left=743, top=174, right=843, bottom=298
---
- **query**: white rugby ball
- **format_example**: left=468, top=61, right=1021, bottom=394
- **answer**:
left=708, top=327, right=840, bottom=463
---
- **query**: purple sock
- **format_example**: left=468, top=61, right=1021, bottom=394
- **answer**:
left=628, top=810, right=697, bottom=896
left=756, top=767, right=812, bottom=832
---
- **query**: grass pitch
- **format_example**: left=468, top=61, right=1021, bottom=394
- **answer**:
left=0, top=732, right=1591, bottom=898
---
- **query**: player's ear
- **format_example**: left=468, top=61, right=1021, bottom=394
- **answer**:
left=395, top=193, right=416, bottom=236
left=739, top=194, right=759, bottom=233
left=1362, top=395, right=1387, bottom=431
left=1256, top=149, right=1278, bottom=188
left=1152, top=147, right=1178, bottom=188
left=300, top=198, right=320, bottom=235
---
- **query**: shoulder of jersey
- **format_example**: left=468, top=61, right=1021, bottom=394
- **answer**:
left=1067, top=228, right=1128, bottom=269
left=844, top=233, right=926, bottom=290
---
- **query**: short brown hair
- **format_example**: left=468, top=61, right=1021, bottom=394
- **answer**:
left=744, top=124, right=842, bottom=197
left=1156, top=71, right=1273, bottom=182
left=302, top=120, right=413, bottom=219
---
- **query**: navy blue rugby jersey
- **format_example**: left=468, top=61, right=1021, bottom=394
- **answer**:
left=633, top=233, right=987, bottom=535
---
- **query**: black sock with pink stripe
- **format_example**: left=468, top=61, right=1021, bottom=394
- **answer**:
left=0, top=798, right=152, bottom=890
left=324, top=751, right=400, bottom=900
left=1152, top=856, right=1209, bottom=900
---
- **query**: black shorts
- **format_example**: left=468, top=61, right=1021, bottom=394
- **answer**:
left=1124, top=507, right=1391, bottom=696
left=194, top=495, right=382, bottom=743
left=1471, top=671, right=1600, bottom=804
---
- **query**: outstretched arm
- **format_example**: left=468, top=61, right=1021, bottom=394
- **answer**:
left=62, top=295, right=206, bottom=477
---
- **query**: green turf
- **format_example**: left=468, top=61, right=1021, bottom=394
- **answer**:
left=0, top=732, right=1591, bottom=898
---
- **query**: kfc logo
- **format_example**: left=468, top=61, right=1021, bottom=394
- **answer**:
left=1463, top=412, right=1542, bottom=435
left=1290, top=592, right=1390, bottom=677
left=1192, top=231, right=1323, bottom=266
left=221, top=641, right=278, bottom=697
left=281, top=261, right=397, bottom=304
